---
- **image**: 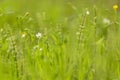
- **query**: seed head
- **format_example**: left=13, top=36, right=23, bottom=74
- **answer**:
left=25, top=12, right=30, bottom=17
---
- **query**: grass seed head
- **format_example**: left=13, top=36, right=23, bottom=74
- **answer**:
left=24, top=12, right=30, bottom=17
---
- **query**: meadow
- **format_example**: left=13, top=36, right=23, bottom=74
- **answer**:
left=0, top=0, right=120, bottom=80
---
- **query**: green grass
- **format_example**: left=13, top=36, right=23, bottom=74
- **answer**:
left=0, top=0, right=120, bottom=80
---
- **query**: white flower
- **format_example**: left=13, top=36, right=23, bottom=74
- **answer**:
left=36, top=32, right=42, bottom=38
left=40, top=48, right=43, bottom=51
left=86, top=10, right=90, bottom=15
left=22, top=34, right=26, bottom=38
left=103, top=18, right=110, bottom=25
left=21, top=32, right=27, bottom=38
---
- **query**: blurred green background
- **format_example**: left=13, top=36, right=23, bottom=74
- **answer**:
left=0, top=0, right=120, bottom=80
left=0, top=0, right=118, bottom=22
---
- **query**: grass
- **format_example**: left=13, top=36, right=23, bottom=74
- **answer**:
left=0, top=0, right=120, bottom=80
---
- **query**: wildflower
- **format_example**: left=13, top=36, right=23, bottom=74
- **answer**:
left=113, top=4, right=118, bottom=10
left=40, top=48, right=43, bottom=51
left=21, top=32, right=27, bottom=38
left=36, top=32, right=42, bottom=39
left=103, top=18, right=110, bottom=25
left=86, top=10, right=90, bottom=15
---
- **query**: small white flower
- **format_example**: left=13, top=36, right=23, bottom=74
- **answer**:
left=103, top=18, right=110, bottom=25
left=21, top=32, right=27, bottom=38
left=36, top=32, right=42, bottom=38
left=22, top=34, right=26, bottom=38
left=86, top=10, right=90, bottom=15
left=40, top=48, right=43, bottom=51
